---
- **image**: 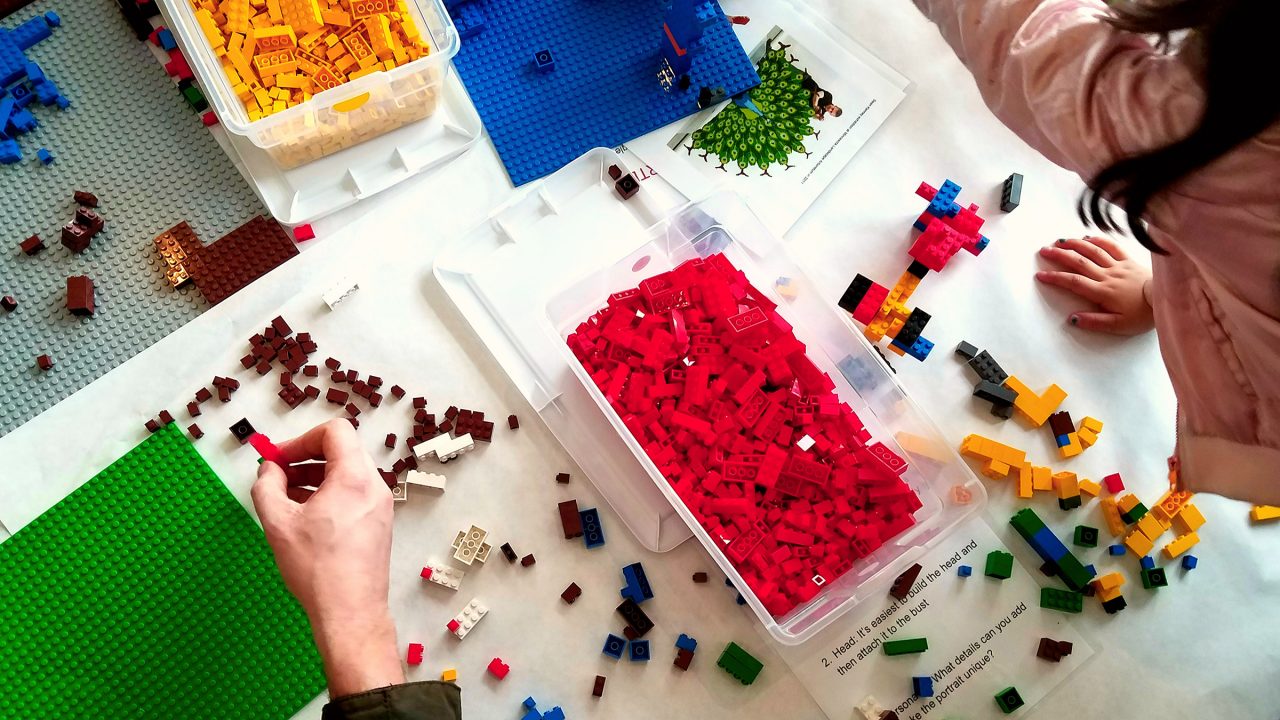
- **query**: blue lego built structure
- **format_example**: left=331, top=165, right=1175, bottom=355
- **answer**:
left=0, top=11, right=68, bottom=165
left=521, top=696, right=565, bottom=720
left=445, top=0, right=759, bottom=185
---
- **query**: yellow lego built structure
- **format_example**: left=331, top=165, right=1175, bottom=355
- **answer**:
left=191, top=0, right=431, bottom=121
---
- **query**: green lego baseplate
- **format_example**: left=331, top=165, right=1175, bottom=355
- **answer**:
left=0, top=424, right=325, bottom=718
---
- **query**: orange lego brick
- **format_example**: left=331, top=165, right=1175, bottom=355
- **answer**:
left=1078, top=479, right=1101, bottom=498
left=1016, top=462, right=1034, bottom=499
left=1080, top=416, right=1103, bottom=434
left=1135, top=513, right=1165, bottom=542
left=253, top=48, right=298, bottom=77
left=1002, top=376, right=1067, bottom=428
left=1100, top=497, right=1126, bottom=537
left=1058, top=432, right=1083, bottom=459
left=1172, top=504, right=1205, bottom=535
left=1249, top=505, right=1280, bottom=523
left=1095, top=571, right=1124, bottom=592
left=1031, top=466, right=1053, bottom=492
left=1097, top=584, right=1124, bottom=603
left=351, top=0, right=395, bottom=19
left=960, top=434, right=1027, bottom=472
left=1116, top=493, right=1140, bottom=515
left=1162, top=532, right=1199, bottom=559
left=1123, top=528, right=1154, bottom=558
left=1052, top=471, right=1079, bottom=499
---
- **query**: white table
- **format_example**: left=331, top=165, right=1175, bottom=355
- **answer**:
left=1, top=2, right=1276, bottom=718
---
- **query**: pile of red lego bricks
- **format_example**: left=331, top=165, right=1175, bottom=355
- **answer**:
left=566, top=254, right=923, bottom=617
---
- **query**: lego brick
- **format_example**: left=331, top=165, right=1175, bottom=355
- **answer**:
left=1140, top=567, right=1168, bottom=590
left=1002, top=376, right=1067, bottom=427
left=621, top=561, right=654, bottom=603
left=404, top=470, right=446, bottom=493
left=602, top=633, right=626, bottom=660
left=580, top=507, right=605, bottom=549
left=692, top=571, right=709, bottom=583
left=957, top=565, right=972, bottom=577
left=967, top=350, right=1008, bottom=385
left=984, top=550, right=1014, bottom=580
left=561, top=582, right=582, bottom=604
left=1000, top=173, right=1023, bottom=212
left=0, top=295, right=16, bottom=312
left=184, top=216, right=299, bottom=306
left=912, top=676, right=934, bottom=697
left=616, top=598, right=654, bottom=637
left=889, top=563, right=922, bottom=601
left=406, top=642, right=424, bottom=665
left=628, top=639, right=651, bottom=662
left=65, top=275, right=95, bottom=316
left=1039, top=587, right=1083, bottom=614
left=1162, top=532, right=1199, bottom=559
left=452, top=0, right=760, bottom=184
left=882, top=638, right=927, bottom=656
left=486, top=657, right=510, bottom=680
left=1103, top=473, right=1125, bottom=494
left=1250, top=505, right=1280, bottom=523
left=716, top=642, right=763, bottom=685
left=0, top=425, right=324, bottom=717
left=446, top=598, right=488, bottom=640
left=994, top=686, right=1024, bottom=714
left=1101, top=497, right=1126, bottom=537
left=954, top=341, right=980, bottom=360
left=520, top=553, right=536, bottom=567
left=1181, top=555, right=1198, bottom=571
left=452, top=525, right=491, bottom=566
left=558, top=499, right=584, bottom=539
left=420, top=561, right=465, bottom=591
left=500, top=543, right=518, bottom=563
left=1073, top=525, right=1098, bottom=548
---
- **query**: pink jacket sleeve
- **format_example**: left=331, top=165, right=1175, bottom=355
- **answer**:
left=912, top=0, right=1203, bottom=180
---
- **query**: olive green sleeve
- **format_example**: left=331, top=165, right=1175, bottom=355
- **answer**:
left=321, top=681, right=461, bottom=720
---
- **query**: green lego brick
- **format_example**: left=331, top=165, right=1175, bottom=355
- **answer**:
left=716, top=641, right=764, bottom=685
left=1055, top=553, right=1093, bottom=592
left=1010, top=508, right=1046, bottom=539
left=0, top=425, right=325, bottom=718
left=883, top=637, right=929, bottom=656
left=995, top=686, right=1025, bottom=713
left=1140, top=567, right=1168, bottom=590
left=1073, top=524, right=1099, bottom=548
left=1120, top=502, right=1148, bottom=524
left=1040, top=587, right=1084, bottom=613
left=985, top=550, right=1014, bottom=580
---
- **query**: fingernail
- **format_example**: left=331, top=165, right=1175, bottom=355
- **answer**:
left=1069, top=315, right=1079, bottom=326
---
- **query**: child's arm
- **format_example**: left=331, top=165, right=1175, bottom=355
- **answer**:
left=912, top=0, right=1202, bottom=179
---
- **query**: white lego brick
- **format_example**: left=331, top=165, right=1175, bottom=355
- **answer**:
left=855, top=696, right=885, bottom=720
left=452, top=525, right=489, bottom=565
left=322, top=277, right=359, bottom=310
left=447, top=598, right=488, bottom=640
left=421, top=561, right=465, bottom=591
left=405, top=470, right=446, bottom=493
left=391, top=482, right=407, bottom=503
left=414, top=432, right=475, bottom=463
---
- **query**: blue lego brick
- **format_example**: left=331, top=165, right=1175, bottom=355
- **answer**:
left=1054, top=433, right=1070, bottom=448
left=542, top=709, right=565, bottom=720
left=735, top=592, right=745, bottom=605
left=36, top=147, right=52, bottom=164
left=913, top=676, right=934, bottom=697
left=621, top=562, right=654, bottom=604
left=602, top=633, right=626, bottom=659
left=1029, top=525, right=1068, bottom=562
left=11, top=14, right=54, bottom=51
left=24, top=61, right=43, bottom=83
left=157, top=28, right=177, bottom=51
left=10, top=83, right=34, bottom=108
left=629, top=639, right=650, bottom=662
left=0, top=138, right=20, bottom=164
left=0, top=95, right=13, bottom=127
left=1108, top=544, right=1126, bottom=556
left=533, top=49, right=555, bottom=73
left=1140, top=556, right=1155, bottom=570
left=1084, top=563, right=1097, bottom=578
left=675, top=634, right=697, bottom=653
left=10, top=107, right=36, bottom=132
left=1181, top=555, right=1197, bottom=571
left=976, top=235, right=991, bottom=252
left=33, top=80, right=59, bottom=106
left=580, top=508, right=605, bottom=549
left=957, top=564, right=972, bottom=577
left=448, top=0, right=487, bottom=40
left=451, top=0, right=760, bottom=185
left=891, top=335, right=934, bottom=362
left=44, top=12, right=61, bottom=28
left=925, top=179, right=962, bottom=218
left=54, top=94, right=69, bottom=110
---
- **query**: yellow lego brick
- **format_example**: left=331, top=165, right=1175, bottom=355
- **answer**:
left=1052, top=471, right=1078, bottom=499
left=266, top=0, right=283, bottom=21
left=1076, top=426, right=1098, bottom=449
left=255, top=25, right=298, bottom=50
left=1031, top=465, right=1053, bottom=492
left=272, top=99, right=288, bottom=113
left=980, top=459, right=1011, bottom=481
left=271, top=86, right=290, bottom=99
left=1097, top=585, right=1124, bottom=603
left=221, top=0, right=252, bottom=33
left=333, top=53, right=358, bottom=73
left=1116, top=493, right=1140, bottom=514
left=381, top=58, right=395, bottom=71
left=254, top=48, right=298, bottom=77
left=227, top=48, right=257, bottom=87
left=392, top=40, right=409, bottom=65
left=281, top=0, right=323, bottom=32
left=298, top=28, right=325, bottom=47
left=308, top=65, right=344, bottom=90
left=1016, top=462, right=1034, bottom=499
left=1095, top=571, right=1124, bottom=592
left=1079, top=479, right=1101, bottom=498
left=1162, top=531, right=1199, bottom=559
left=342, top=28, right=378, bottom=68
left=1172, top=503, right=1206, bottom=535
left=1080, top=416, right=1103, bottom=434
left=1002, top=376, right=1067, bottom=428
left=195, top=8, right=227, bottom=48
left=1250, top=505, right=1280, bottom=523
left=253, top=87, right=272, bottom=107
left=863, top=318, right=889, bottom=343
left=324, top=32, right=341, bottom=47
left=1123, top=528, right=1154, bottom=557
left=321, top=7, right=351, bottom=25
left=959, top=434, right=1027, bottom=469
left=351, top=0, right=394, bottom=19
left=1100, top=497, right=1126, bottom=537
left=440, top=668, right=457, bottom=683
left=1151, top=489, right=1192, bottom=525
left=1135, top=513, right=1165, bottom=542
left=1057, top=432, right=1083, bottom=459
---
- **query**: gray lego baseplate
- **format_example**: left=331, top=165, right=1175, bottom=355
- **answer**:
left=0, top=0, right=265, bottom=436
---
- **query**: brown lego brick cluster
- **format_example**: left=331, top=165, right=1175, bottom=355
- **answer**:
left=238, top=317, right=320, bottom=410
left=155, top=215, right=298, bottom=306
left=66, top=275, right=95, bottom=317
left=446, top=406, right=494, bottom=442
left=1036, top=637, right=1074, bottom=663
left=61, top=206, right=104, bottom=254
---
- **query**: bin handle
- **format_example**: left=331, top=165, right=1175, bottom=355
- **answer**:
left=333, top=93, right=371, bottom=113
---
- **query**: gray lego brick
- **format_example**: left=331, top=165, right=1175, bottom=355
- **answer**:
left=0, top=0, right=265, bottom=436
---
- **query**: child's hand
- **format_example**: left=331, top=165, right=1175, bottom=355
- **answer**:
left=1035, top=236, right=1155, bottom=335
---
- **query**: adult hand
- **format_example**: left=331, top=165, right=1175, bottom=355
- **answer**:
left=251, top=419, right=403, bottom=698
left=1035, top=236, right=1155, bottom=335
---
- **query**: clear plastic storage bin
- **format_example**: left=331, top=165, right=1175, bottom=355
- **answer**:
left=158, top=0, right=459, bottom=169
left=436, top=149, right=984, bottom=644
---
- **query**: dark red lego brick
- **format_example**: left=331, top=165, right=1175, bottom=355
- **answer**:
left=303, top=365, right=318, bottom=377
left=270, top=315, right=292, bottom=337
left=348, top=417, right=360, bottom=429
left=412, top=396, right=427, bottom=409
left=674, top=648, right=694, bottom=671
left=500, top=543, right=517, bottom=563
left=592, top=675, right=605, bottom=698
left=692, top=572, right=709, bottom=583
left=326, top=389, right=349, bottom=405
left=194, top=387, right=213, bottom=403
left=187, top=402, right=201, bottom=418
left=255, top=360, right=271, bottom=375
left=556, top=472, right=570, bottom=484
left=19, top=234, right=44, bottom=255
left=144, top=418, right=160, bottom=433
left=558, top=499, right=583, bottom=539
left=614, top=174, right=640, bottom=200
left=385, top=433, right=397, bottom=449
left=622, top=626, right=639, bottom=641
left=188, top=424, right=204, bottom=439
left=280, top=371, right=292, bottom=386
left=184, top=216, right=299, bottom=305
left=369, top=392, right=383, bottom=407
left=507, top=414, right=519, bottom=430
left=304, top=385, right=320, bottom=399
left=345, top=402, right=360, bottom=417
left=154, top=221, right=201, bottom=288
left=390, top=385, right=405, bottom=399
left=66, top=275, right=95, bottom=317
left=74, top=190, right=99, bottom=207
left=158, top=410, right=175, bottom=425
left=367, top=375, right=383, bottom=388
left=325, top=357, right=341, bottom=370
left=889, top=563, right=922, bottom=601
left=61, top=223, right=92, bottom=253
left=561, top=582, right=582, bottom=604
left=520, top=554, right=536, bottom=567
left=229, top=418, right=256, bottom=444
left=1, top=295, right=15, bottom=312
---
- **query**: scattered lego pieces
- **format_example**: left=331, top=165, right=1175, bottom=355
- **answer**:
left=406, top=643, right=424, bottom=665
left=452, top=525, right=492, bottom=566
left=520, top=553, right=536, bottom=567
left=882, top=638, right=928, bottom=656
left=229, top=418, right=256, bottom=444
left=716, top=642, right=762, bottom=685
left=18, top=234, right=43, bottom=255
left=404, top=470, right=446, bottom=493
left=1000, top=173, right=1023, bottom=212
left=500, top=543, right=518, bottom=563
left=1040, top=587, right=1083, bottom=614
left=889, top=563, right=922, bottom=601
left=446, top=598, right=488, bottom=640
left=292, top=224, right=315, bottom=242
left=558, top=499, right=583, bottom=539
left=507, top=414, right=519, bottom=430
left=984, top=550, right=1014, bottom=580
left=61, top=207, right=105, bottom=253
left=1073, top=525, right=1098, bottom=548
left=0, top=12, right=67, bottom=166
left=561, top=582, right=581, bottom=604
left=579, top=507, right=605, bottom=549
left=555, top=472, right=570, bottom=484
left=1036, top=637, right=1072, bottom=663
left=1181, top=555, right=1198, bottom=571
left=487, top=657, right=510, bottom=680
left=616, top=598, right=654, bottom=638
left=620, top=562, right=653, bottom=604
left=994, top=686, right=1024, bottom=714
left=0, top=294, right=15, bottom=312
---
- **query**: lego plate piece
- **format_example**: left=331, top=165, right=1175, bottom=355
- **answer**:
left=773, top=517, right=1092, bottom=719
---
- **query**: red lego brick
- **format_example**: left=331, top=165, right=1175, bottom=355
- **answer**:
left=292, top=224, right=315, bottom=242
left=385, top=433, right=397, bottom=449
left=66, top=275, right=95, bottom=317
left=558, top=499, right=584, bottom=538
left=0, top=295, right=15, bottom=312
left=158, top=410, right=175, bottom=425
left=367, top=375, right=383, bottom=388
left=348, top=417, right=360, bottom=429
left=413, top=396, right=427, bottom=409
left=326, top=389, right=349, bottom=405
left=73, top=190, right=98, bottom=207
left=446, top=619, right=461, bottom=634
left=520, top=554, right=536, bottom=567
left=889, top=562, right=922, bottom=601
left=345, top=402, right=360, bottom=417
left=201, top=111, right=219, bottom=127
left=305, top=385, right=320, bottom=400
left=674, top=648, right=694, bottom=671
left=561, top=582, right=582, bottom=604
left=486, top=658, right=510, bottom=680
left=194, top=387, right=213, bottom=403
left=187, top=401, right=201, bottom=418
left=303, top=365, right=318, bottom=377
left=19, top=234, right=44, bottom=255
left=188, top=423, right=204, bottom=439
left=406, top=642, right=424, bottom=665
left=391, top=385, right=406, bottom=399
left=1103, top=473, right=1125, bottom=494
left=325, top=357, right=341, bottom=370
left=144, top=418, right=160, bottom=433
left=508, top=414, right=519, bottom=430
left=183, top=216, right=298, bottom=306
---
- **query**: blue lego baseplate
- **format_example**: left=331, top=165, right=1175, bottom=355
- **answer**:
left=448, top=0, right=760, bottom=185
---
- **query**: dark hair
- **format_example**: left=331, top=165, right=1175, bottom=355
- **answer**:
left=1080, top=0, right=1280, bottom=254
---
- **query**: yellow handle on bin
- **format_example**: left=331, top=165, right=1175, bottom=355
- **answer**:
left=334, top=93, right=371, bottom=113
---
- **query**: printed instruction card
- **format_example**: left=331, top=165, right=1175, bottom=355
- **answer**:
left=772, top=517, right=1093, bottom=719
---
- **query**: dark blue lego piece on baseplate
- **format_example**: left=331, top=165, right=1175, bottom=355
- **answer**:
left=629, top=639, right=650, bottom=662
left=675, top=633, right=697, bottom=652
left=580, top=507, right=605, bottom=549
left=621, top=561, right=654, bottom=604
left=36, top=147, right=52, bottom=164
left=451, top=0, right=760, bottom=185
left=445, top=0, right=487, bottom=40
left=0, top=139, right=19, bottom=164
left=602, top=633, right=626, bottom=659
left=532, top=48, right=554, bottom=73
